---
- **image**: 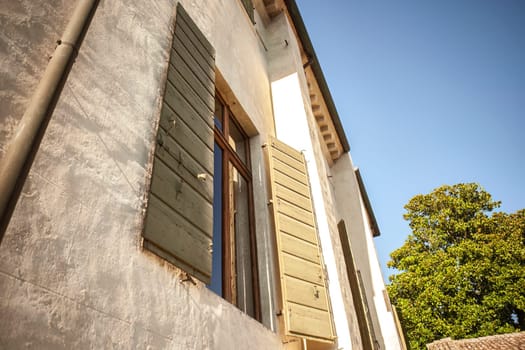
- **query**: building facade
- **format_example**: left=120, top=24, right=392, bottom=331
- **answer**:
left=0, top=0, right=404, bottom=349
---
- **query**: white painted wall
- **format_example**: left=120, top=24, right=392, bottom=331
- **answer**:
left=332, top=154, right=403, bottom=350
left=358, top=195, right=403, bottom=350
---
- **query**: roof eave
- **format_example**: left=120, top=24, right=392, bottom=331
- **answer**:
left=283, top=0, right=350, bottom=152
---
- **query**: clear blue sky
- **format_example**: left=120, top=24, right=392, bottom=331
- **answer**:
left=296, top=0, right=525, bottom=282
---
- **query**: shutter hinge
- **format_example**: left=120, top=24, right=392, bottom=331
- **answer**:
left=179, top=272, right=196, bottom=285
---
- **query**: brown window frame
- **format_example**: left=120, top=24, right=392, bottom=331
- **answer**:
left=213, top=91, right=260, bottom=320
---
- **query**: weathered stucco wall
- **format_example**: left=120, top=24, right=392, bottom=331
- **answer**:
left=0, top=0, right=79, bottom=153
left=0, top=0, right=282, bottom=348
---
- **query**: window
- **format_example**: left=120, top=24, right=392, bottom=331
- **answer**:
left=142, top=2, right=260, bottom=320
left=142, top=4, right=334, bottom=340
left=209, top=94, right=259, bottom=319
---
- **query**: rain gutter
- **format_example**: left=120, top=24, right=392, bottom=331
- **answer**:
left=0, top=0, right=99, bottom=241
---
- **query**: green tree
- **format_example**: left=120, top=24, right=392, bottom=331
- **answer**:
left=387, top=183, right=525, bottom=350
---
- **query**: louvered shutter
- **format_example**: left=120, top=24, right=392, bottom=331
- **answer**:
left=143, top=4, right=216, bottom=284
left=265, top=137, right=335, bottom=343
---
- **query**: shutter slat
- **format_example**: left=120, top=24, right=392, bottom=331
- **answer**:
left=174, top=23, right=214, bottom=76
left=273, top=158, right=309, bottom=186
left=285, top=276, right=328, bottom=311
left=282, top=253, right=324, bottom=286
left=176, top=5, right=215, bottom=58
left=154, top=133, right=213, bottom=202
left=274, top=171, right=310, bottom=199
left=176, top=13, right=215, bottom=70
left=162, top=81, right=212, bottom=138
left=277, top=200, right=315, bottom=228
left=170, top=51, right=214, bottom=110
left=143, top=3, right=215, bottom=284
left=150, top=158, right=213, bottom=235
left=158, top=101, right=214, bottom=175
left=265, top=137, right=335, bottom=343
left=171, top=35, right=214, bottom=95
left=275, top=183, right=310, bottom=212
left=281, top=233, right=319, bottom=264
left=271, top=146, right=305, bottom=173
left=143, top=196, right=212, bottom=280
left=288, top=303, right=333, bottom=340
left=278, top=214, right=318, bottom=244
left=167, top=66, right=213, bottom=125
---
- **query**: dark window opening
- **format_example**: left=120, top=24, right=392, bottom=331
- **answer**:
left=208, top=93, right=259, bottom=319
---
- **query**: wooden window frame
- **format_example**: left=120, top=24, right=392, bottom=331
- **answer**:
left=214, top=91, right=260, bottom=320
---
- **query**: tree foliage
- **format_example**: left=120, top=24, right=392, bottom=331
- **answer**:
left=387, top=183, right=525, bottom=350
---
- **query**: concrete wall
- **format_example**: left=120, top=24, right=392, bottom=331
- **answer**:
left=0, top=0, right=282, bottom=348
left=332, top=154, right=403, bottom=350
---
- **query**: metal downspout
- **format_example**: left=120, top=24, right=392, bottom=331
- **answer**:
left=0, top=0, right=99, bottom=242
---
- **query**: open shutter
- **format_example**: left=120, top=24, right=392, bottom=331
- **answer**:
left=143, top=4, right=216, bottom=284
left=265, top=137, right=335, bottom=343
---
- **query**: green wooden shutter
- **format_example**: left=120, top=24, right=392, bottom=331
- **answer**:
left=143, top=3, right=216, bottom=284
left=265, top=137, right=335, bottom=343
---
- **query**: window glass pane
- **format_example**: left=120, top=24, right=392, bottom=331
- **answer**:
left=230, top=163, right=254, bottom=317
left=214, top=96, right=224, bottom=131
left=229, top=120, right=247, bottom=165
left=208, top=143, right=223, bottom=296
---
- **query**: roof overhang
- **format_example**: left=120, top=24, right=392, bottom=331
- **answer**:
left=282, top=0, right=350, bottom=155
left=262, top=0, right=350, bottom=163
